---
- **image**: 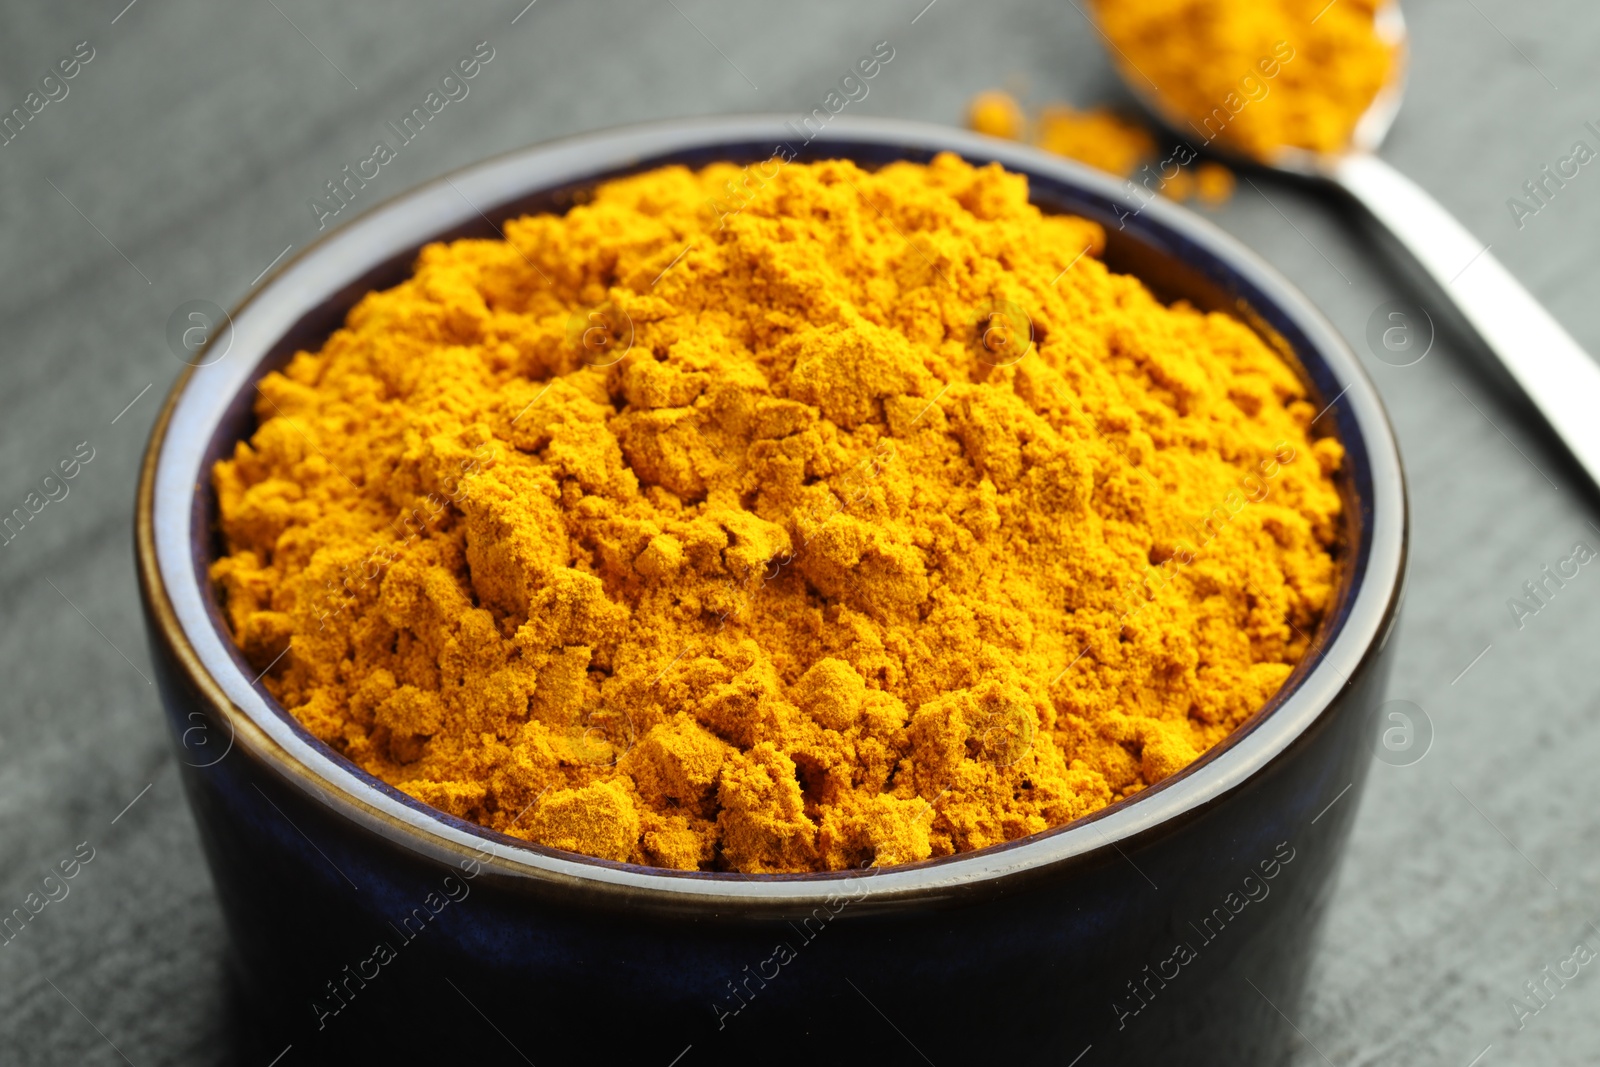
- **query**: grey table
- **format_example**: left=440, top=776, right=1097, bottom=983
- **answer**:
left=1, top=1, right=1596, bottom=1063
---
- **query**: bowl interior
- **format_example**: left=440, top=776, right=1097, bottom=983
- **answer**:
left=150, top=117, right=1403, bottom=899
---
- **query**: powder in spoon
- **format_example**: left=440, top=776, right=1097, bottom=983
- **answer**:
left=211, top=154, right=1343, bottom=873
left=1092, top=0, right=1399, bottom=158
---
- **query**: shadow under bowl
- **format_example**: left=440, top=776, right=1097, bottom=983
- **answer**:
left=136, top=115, right=1406, bottom=1065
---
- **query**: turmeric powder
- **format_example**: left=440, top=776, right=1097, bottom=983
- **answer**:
left=1032, top=103, right=1156, bottom=179
left=211, top=153, right=1343, bottom=873
left=966, top=89, right=1027, bottom=142
left=1091, top=0, right=1398, bottom=158
left=964, top=92, right=1237, bottom=207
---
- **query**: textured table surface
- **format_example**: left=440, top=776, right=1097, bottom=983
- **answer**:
left=2, top=1, right=1598, bottom=1063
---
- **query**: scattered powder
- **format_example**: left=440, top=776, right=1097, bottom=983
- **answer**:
left=965, top=92, right=1237, bottom=207
left=966, top=89, right=1027, bottom=142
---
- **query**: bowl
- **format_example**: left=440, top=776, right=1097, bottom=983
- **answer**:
left=136, top=115, right=1406, bottom=1065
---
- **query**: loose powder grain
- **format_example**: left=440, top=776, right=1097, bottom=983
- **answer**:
left=211, top=153, right=1343, bottom=873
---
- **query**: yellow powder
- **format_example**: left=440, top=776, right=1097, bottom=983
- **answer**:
left=211, top=154, right=1342, bottom=873
left=1033, top=103, right=1157, bottom=178
left=1092, top=0, right=1398, bottom=158
left=967, top=89, right=1027, bottom=141
left=1195, top=160, right=1237, bottom=205
left=964, top=93, right=1236, bottom=207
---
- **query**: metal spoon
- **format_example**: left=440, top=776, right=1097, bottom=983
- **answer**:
left=1102, top=3, right=1600, bottom=487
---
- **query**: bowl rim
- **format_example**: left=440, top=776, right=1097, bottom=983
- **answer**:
left=135, top=114, right=1407, bottom=909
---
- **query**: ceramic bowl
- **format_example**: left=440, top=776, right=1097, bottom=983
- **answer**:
left=136, top=115, right=1406, bottom=1065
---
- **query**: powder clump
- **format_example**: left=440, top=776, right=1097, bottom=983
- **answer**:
left=211, top=153, right=1342, bottom=873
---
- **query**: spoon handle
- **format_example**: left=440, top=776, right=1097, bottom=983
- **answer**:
left=1332, top=152, right=1600, bottom=487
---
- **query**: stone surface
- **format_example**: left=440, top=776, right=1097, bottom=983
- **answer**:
left=0, top=0, right=1596, bottom=1063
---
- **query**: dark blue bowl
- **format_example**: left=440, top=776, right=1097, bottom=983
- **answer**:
left=136, top=116, right=1406, bottom=1065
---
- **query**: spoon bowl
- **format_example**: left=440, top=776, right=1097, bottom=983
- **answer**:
left=1108, top=0, right=1408, bottom=173
left=1097, top=0, right=1600, bottom=492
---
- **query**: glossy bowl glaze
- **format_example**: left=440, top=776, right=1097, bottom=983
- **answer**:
left=136, top=116, right=1405, bottom=1065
